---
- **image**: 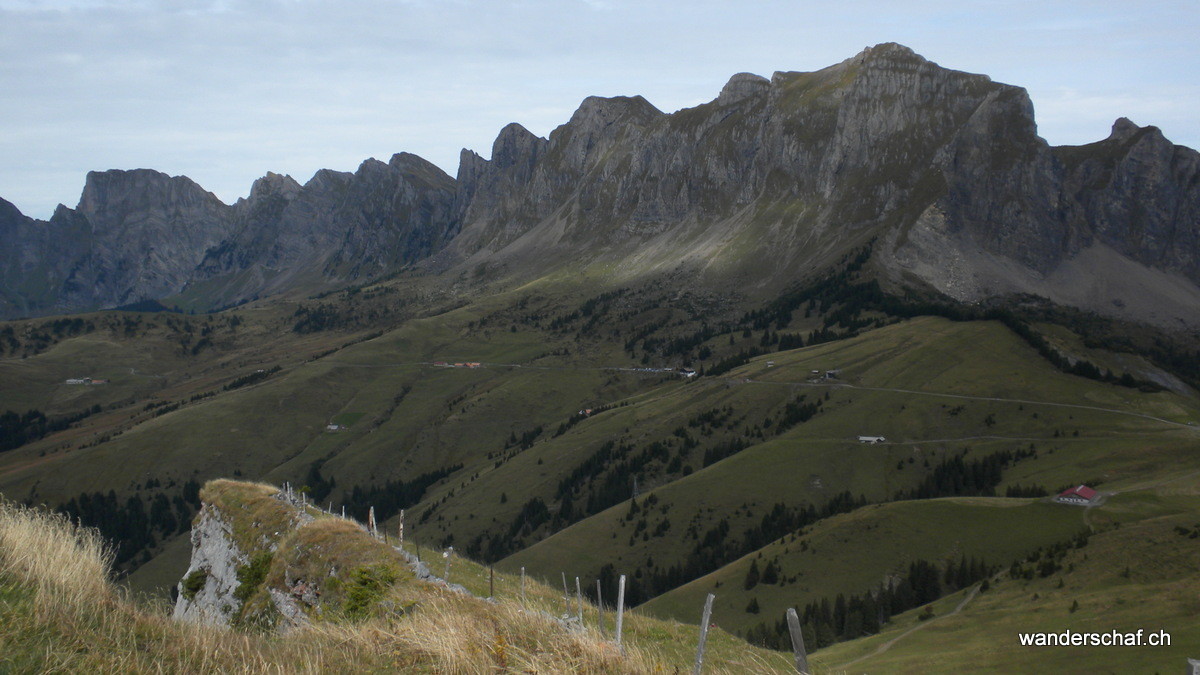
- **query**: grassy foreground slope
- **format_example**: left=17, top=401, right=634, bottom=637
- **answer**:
left=0, top=481, right=792, bottom=673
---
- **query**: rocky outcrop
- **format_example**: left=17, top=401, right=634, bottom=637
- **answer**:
left=173, top=504, right=246, bottom=626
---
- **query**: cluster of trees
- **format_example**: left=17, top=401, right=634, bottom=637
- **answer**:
left=895, top=448, right=1036, bottom=501
left=0, top=405, right=101, bottom=453
left=611, top=492, right=868, bottom=606
left=773, top=395, right=822, bottom=434
left=0, top=318, right=97, bottom=356
left=338, top=463, right=463, bottom=524
left=292, top=304, right=361, bottom=333
left=1006, top=531, right=1090, bottom=580
left=223, top=365, right=281, bottom=391
left=505, top=426, right=544, bottom=450
left=57, top=479, right=201, bottom=570
left=743, top=556, right=996, bottom=651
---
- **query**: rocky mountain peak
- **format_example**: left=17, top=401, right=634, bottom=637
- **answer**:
left=1106, top=117, right=1169, bottom=148
left=490, top=123, right=549, bottom=169
left=388, top=152, right=452, bottom=181
left=1110, top=117, right=1141, bottom=140
left=717, top=72, right=770, bottom=105
left=248, top=171, right=301, bottom=203
left=560, top=95, right=662, bottom=135
left=858, top=42, right=923, bottom=64
left=0, top=196, right=25, bottom=225
left=303, top=168, right=353, bottom=192
left=77, top=169, right=222, bottom=227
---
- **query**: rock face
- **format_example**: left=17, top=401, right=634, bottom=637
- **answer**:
left=0, top=156, right=457, bottom=318
left=173, top=504, right=246, bottom=626
left=439, top=42, right=1200, bottom=327
left=2, top=43, right=1197, bottom=326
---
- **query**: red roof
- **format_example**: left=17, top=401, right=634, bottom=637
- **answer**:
left=1059, top=485, right=1097, bottom=500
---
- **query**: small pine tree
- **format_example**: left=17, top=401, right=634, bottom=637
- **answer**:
left=746, top=597, right=760, bottom=614
left=744, top=559, right=761, bottom=590
left=761, top=560, right=779, bottom=585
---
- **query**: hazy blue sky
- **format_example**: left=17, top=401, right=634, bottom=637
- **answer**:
left=2, top=0, right=1196, bottom=218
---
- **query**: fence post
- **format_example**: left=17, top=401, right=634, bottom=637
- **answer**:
left=575, top=576, right=583, bottom=623
left=443, top=547, right=453, bottom=581
left=786, top=607, right=810, bottom=674
left=596, top=579, right=605, bottom=635
left=490, top=567, right=495, bottom=599
left=399, top=509, right=405, bottom=545
left=615, top=574, right=627, bottom=649
left=368, top=506, right=377, bottom=537
left=562, top=572, right=570, bottom=616
left=693, top=593, right=715, bottom=675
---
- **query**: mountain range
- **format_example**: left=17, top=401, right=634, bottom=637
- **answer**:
left=2, top=43, right=1198, bottom=328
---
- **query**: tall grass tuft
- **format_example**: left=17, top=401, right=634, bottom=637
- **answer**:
left=0, top=500, right=114, bottom=609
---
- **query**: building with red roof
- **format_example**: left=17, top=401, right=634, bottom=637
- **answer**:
left=1056, top=485, right=1098, bottom=505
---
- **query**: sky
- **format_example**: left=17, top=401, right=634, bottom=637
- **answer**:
left=2, top=0, right=1197, bottom=219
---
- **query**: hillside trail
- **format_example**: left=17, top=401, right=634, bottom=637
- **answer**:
left=310, top=358, right=1199, bottom=434
left=835, top=584, right=981, bottom=670
left=743, top=378, right=1200, bottom=432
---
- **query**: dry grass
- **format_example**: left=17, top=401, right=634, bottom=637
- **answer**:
left=0, top=500, right=113, bottom=609
left=0, top=496, right=749, bottom=673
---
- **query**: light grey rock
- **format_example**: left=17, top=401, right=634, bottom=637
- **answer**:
left=173, top=504, right=246, bottom=626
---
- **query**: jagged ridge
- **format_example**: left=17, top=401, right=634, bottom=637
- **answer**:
left=1, top=43, right=1197, bottom=326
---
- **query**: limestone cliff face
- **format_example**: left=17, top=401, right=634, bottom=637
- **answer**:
left=0, top=156, right=457, bottom=318
left=191, top=153, right=457, bottom=309
left=442, top=43, right=1034, bottom=267
left=0, top=171, right=230, bottom=317
left=173, top=504, right=247, bottom=626
left=442, top=43, right=1200, bottom=326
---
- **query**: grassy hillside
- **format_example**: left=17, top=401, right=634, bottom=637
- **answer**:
left=641, top=497, right=1088, bottom=636
left=0, top=263, right=1197, bottom=671
left=0, top=482, right=791, bottom=673
left=809, top=480, right=1200, bottom=672
left=498, top=317, right=1198, bottom=605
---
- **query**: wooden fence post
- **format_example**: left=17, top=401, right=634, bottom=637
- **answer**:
left=562, top=572, right=570, bottom=616
left=693, top=593, right=715, bottom=675
left=399, top=509, right=405, bottom=545
left=443, top=547, right=453, bottom=581
left=575, top=576, right=583, bottom=623
left=615, top=574, right=627, bottom=649
left=596, top=579, right=605, bottom=635
left=786, top=607, right=810, bottom=674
